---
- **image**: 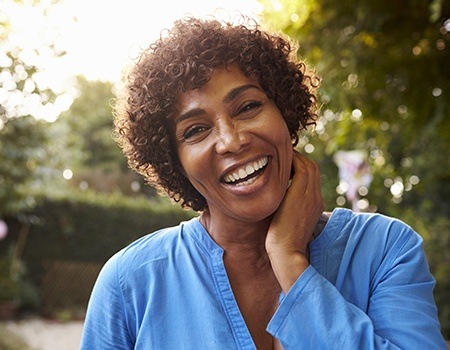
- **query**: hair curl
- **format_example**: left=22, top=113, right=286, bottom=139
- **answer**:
left=113, top=15, right=320, bottom=212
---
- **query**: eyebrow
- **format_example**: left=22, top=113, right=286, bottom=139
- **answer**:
left=223, top=84, right=260, bottom=104
left=174, top=84, right=260, bottom=125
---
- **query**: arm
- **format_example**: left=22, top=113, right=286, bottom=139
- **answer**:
left=80, top=254, right=133, bottom=350
left=265, top=151, right=324, bottom=293
left=267, top=229, right=447, bottom=349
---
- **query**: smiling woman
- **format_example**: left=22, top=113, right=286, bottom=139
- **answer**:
left=173, top=66, right=294, bottom=225
left=80, top=14, right=447, bottom=350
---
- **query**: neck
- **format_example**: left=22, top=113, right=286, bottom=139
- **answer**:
left=199, top=209, right=272, bottom=264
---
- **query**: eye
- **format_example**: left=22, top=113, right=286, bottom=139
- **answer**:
left=182, top=125, right=209, bottom=141
left=238, top=101, right=263, bottom=115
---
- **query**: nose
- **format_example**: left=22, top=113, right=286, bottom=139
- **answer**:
left=215, top=118, right=250, bottom=155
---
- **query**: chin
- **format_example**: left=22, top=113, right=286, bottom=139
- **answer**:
left=231, top=199, right=282, bottom=223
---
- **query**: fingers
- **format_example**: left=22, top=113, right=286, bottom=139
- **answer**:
left=290, top=151, right=321, bottom=191
left=289, top=151, right=325, bottom=213
left=266, top=150, right=325, bottom=259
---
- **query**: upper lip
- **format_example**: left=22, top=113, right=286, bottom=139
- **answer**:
left=221, top=156, right=269, bottom=183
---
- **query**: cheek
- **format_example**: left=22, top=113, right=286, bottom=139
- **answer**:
left=284, top=144, right=294, bottom=176
left=276, top=119, right=293, bottom=150
left=177, top=147, right=208, bottom=184
left=278, top=124, right=294, bottom=176
left=176, top=148, right=199, bottom=184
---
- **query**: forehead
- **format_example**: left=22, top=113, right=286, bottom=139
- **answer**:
left=175, top=65, right=259, bottom=111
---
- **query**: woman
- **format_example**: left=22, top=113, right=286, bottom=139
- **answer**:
left=80, top=15, right=447, bottom=349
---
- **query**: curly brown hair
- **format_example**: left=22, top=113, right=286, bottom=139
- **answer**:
left=113, top=15, right=320, bottom=212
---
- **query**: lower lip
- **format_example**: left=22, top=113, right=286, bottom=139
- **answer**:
left=222, top=162, right=270, bottom=196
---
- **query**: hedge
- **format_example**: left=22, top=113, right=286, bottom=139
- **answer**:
left=2, top=189, right=196, bottom=305
left=27, top=191, right=194, bottom=262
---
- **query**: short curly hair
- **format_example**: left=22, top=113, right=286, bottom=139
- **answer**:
left=113, top=15, right=320, bottom=212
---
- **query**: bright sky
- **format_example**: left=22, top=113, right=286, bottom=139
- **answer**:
left=1, top=0, right=263, bottom=121
left=54, top=0, right=263, bottom=83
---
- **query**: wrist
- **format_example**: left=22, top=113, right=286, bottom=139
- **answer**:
left=268, top=250, right=309, bottom=294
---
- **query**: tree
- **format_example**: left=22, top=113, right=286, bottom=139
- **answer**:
left=0, top=0, right=72, bottom=218
left=0, top=116, right=51, bottom=215
left=56, top=77, right=120, bottom=170
left=55, top=76, right=155, bottom=197
left=261, top=0, right=450, bottom=214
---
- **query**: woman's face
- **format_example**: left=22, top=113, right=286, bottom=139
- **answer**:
left=172, top=65, right=293, bottom=224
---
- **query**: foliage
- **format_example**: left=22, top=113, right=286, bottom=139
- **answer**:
left=0, top=116, right=52, bottom=216
left=0, top=247, right=40, bottom=310
left=260, top=0, right=450, bottom=213
left=56, top=76, right=123, bottom=171
left=0, top=187, right=196, bottom=312
left=53, top=76, right=153, bottom=196
left=0, top=0, right=72, bottom=218
left=0, top=0, right=69, bottom=122
left=0, top=248, right=23, bottom=302
left=3, top=187, right=196, bottom=282
left=260, top=0, right=450, bottom=338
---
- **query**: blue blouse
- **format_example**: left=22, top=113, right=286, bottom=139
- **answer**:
left=80, top=208, right=447, bottom=349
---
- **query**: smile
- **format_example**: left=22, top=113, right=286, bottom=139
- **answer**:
left=222, top=157, right=269, bottom=185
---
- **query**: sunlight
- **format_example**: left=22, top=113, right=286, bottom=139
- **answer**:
left=53, top=0, right=263, bottom=82
left=1, top=0, right=262, bottom=122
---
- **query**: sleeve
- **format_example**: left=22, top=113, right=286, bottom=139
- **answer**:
left=266, top=226, right=447, bottom=349
left=80, top=253, right=133, bottom=350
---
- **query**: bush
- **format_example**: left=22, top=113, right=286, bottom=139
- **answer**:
left=0, top=248, right=40, bottom=313
left=2, top=189, right=196, bottom=313
left=20, top=190, right=195, bottom=277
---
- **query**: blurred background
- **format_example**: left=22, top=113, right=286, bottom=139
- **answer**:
left=0, top=0, right=449, bottom=347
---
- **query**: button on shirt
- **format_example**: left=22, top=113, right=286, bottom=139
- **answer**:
left=80, top=208, right=447, bottom=349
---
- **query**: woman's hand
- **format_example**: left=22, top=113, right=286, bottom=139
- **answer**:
left=266, top=151, right=325, bottom=293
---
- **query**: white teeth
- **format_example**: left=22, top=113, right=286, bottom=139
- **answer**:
left=224, top=157, right=268, bottom=184
left=245, top=164, right=255, bottom=175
